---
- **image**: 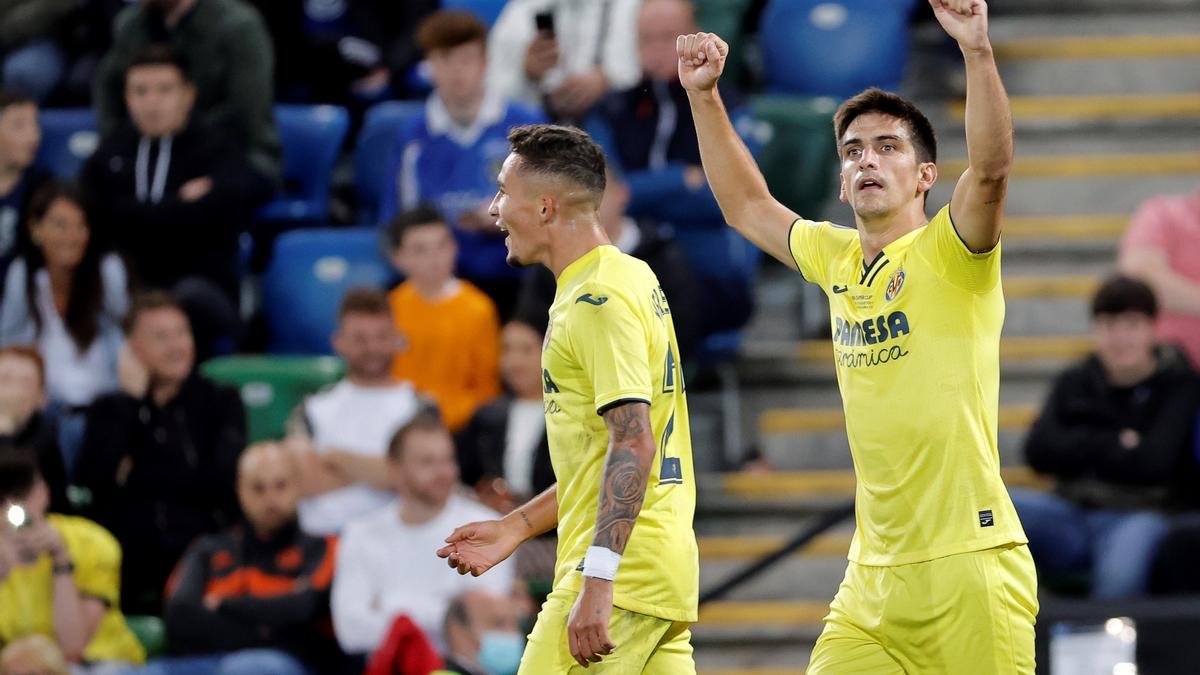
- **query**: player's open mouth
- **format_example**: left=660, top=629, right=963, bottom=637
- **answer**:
left=857, top=177, right=884, bottom=191
left=497, top=221, right=508, bottom=232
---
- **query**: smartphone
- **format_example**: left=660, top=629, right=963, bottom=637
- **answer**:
left=534, top=11, right=555, bottom=37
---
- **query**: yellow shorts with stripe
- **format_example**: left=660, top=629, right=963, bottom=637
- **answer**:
left=808, top=544, right=1038, bottom=675
left=517, top=588, right=695, bottom=675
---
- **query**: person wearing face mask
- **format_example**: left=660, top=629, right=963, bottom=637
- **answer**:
left=74, top=291, right=246, bottom=616
left=0, top=91, right=48, bottom=278
left=0, top=453, right=145, bottom=671
left=0, top=347, right=68, bottom=513
left=441, top=590, right=525, bottom=675
left=0, top=182, right=129, bottom=475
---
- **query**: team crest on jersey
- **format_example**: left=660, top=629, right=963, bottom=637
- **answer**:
left=885, top=268, right=906, bottom=302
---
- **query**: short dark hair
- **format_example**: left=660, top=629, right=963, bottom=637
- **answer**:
left=1091, top=275, right=1158, bottom=319
left=126, top=43, right=191, bottom=82
left=508, top=124, right=607, bottom=199
left=417, top=10, right=488, bottom=53
left=0, top=345, right=46, bottom=389
left=123, top=290, right=185, bottom=335
left=337, top=287, right=392, bottom=322
left=0, top=89, right=34, bottom=114
left=0, top=452, right=38, bottom=503
left=387, top=406, right=448, bottom=461
left=386, top=204, right=449, bottom=250
left=833, top=88, right=937, bottom=165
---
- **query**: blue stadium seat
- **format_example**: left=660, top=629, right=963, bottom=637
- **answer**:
left=441, top=0, right=509, bottom=26
left=258, top=104, right=350, bottom=223
left=759, top=0, right=917, bottom=97
left=354, top=101, right=423, bottom=225
left=34, top=108, right=98, bottom=179
left=261, top=227, right=391, bottom=354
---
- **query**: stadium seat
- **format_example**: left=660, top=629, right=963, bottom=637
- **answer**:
left=125, top=615, right=167, bottom=658
left=694, top=0, right=753, bottom=88
left=260, top=227, right=392, bottom=354
left=441, top=0, right=509, bottom=26
left=354, top=101, right=423, bottom=225
left=759, top=0, right=917, bottom=97
left=202, top=354, right=346, bottom=442
left=258, top=104, right=350, bottom=223
left=750, top=95, right=840, bottom=218
left=34, top=108, right=98, bottom=179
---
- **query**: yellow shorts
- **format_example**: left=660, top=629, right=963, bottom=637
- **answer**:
left=808, top=544, right=1038, bottom=675
left=517, top=588, right=695, bottom=675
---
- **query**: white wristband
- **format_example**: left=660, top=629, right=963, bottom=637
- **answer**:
left=582, top=546, right=622, bottom=581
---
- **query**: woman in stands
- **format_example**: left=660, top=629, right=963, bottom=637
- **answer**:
left=0, top=181, right=130, bottom=473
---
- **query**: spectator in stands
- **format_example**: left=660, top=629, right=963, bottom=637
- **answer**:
left=441, top=589, right=525, bottom=675
left=487, top=0, right=641, bottom=122
left=386, top=207, right=500, bottom=433
left=457, top=315, right=551, bottom=514
left=148, top=442, right=342, bottom=675
left=515, top=167, right=701, bottom=358
left=0, top=1, right=81, bottom=103
left=287, top=288, right=421, bottom=537
left=379, top=11, right=544, bottom=313
left=1014, top=276, right=1200, bottom=598
left=0, top=454, right=145, bottom=669
left=1119, top=186, right=1200, bottom=369
left=94, top=0, right=282, bottom=186
left=0, top=347, right=68, bottom=511
left=332, top=409, right=514, bottom=655
left=0, top=91, right=46, bottom=276
left=0, top=634, right=69, bottom=675
left=75, top=291, right=245, bottom=615
left=0, top=182, right=129, bottom=472
left=82, top=45, right=270, bottom=360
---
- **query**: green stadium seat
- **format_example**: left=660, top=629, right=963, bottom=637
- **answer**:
left=201, top=355, right=346, bottom=443
left=694, top=0, right=753, bottom=87
left=750, top=95, right=840, bottom=218
left=125, top=614, right=167, bottom=658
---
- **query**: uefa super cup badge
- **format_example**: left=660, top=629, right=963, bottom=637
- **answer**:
left=885, top=268, right=906, bottom=302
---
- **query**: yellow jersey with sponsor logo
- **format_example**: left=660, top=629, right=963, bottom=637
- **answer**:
left=788, top=205, right=1026, bottom=566
left=541, top=244, right=698, bottom=622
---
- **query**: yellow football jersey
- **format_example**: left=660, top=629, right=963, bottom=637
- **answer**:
left=542, top=244, right=698, bottom=623
left=789, top=205, right=1027, bottom=566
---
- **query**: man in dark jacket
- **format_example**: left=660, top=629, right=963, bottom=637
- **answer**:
left=152, top=442, right=342, bottom=675
left=82, top=44, right=269, bottom=357
left=1015, top=275, right=1200, bottom=598
left=93, top=0, right=281, bottom=185
left=76, top=291, right=246, bottom=615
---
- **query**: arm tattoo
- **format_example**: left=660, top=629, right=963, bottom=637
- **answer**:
left=519, top=509, right=534, bottom=531
left=593, top=404, right=653, bottom=555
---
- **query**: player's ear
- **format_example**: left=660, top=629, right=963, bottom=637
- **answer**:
left=838, top=173, right=848, bottom=204
left=538, top=195, right=556, bottom=224
left=917, top=161, right=937, bottom=196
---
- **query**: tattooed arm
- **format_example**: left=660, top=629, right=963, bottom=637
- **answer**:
left=437, top=484, right=558, bottom=577
left=567, top=400, right=657, bottom=667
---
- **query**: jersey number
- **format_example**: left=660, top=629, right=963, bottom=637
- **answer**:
left=658, top=346, right=684, bottom=485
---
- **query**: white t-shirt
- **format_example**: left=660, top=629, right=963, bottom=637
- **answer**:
left=34, top=269, right=119, bottom=407
left=331, top=495, right=515, bottom=654
left=298, top=380, right=420, bottom=535
left=503, top=399, right=545, bottom=496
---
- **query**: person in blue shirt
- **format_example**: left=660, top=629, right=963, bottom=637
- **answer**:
left=379, top=10, right=545, bottom=316
left=0, top=90, right=49, bottom=278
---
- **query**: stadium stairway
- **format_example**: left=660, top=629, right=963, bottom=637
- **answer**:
left=690, top=1, right=1200, bottom=671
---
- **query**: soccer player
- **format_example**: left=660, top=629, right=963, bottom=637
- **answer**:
left=436, top=124, right=699, bottom=673
left=678, top=0, right=1037, bottom=672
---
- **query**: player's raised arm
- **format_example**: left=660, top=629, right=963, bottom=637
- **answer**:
left=568, top=401, right=657, bottom=667
left=678, top=32, right=801, bottom=269
left=934, top=0, right=1013, bottom=252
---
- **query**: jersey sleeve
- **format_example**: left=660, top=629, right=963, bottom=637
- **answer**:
left=787, top=218, right=832, bottom=286
left=567, top=283, right=654, bottom=415
left=920, top=204, right=1002, bottom=294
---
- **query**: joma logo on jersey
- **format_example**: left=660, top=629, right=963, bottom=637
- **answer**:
left=833, top=311, right=911, bottom=347
left=885, top=268, right=906, bottom=302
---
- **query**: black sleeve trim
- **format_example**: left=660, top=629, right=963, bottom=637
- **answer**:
left=946, top=202, right=1000, bottom=255
left=596, top=398, right=652, bottom=417
left=787, top=217, right=807, bottom=280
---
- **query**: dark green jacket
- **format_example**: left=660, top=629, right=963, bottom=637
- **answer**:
left=93, top=0, right=281, bottom=184
left=0, top=0, right=76, bottom=48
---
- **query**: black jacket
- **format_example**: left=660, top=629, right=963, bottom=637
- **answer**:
left=80, top=118, right=270, bottom=300
left=457, top=395, right=555, bottom=499
left=1024, top=346, right=1200, bottom=510
left=0, top=411, right=69, bottom=513
left=516, top=219, right=702, bottom=363
left=76, top=374, right=246, bottom=612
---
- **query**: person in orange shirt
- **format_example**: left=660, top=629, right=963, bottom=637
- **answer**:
left=387, top=205, right=501, bottom=431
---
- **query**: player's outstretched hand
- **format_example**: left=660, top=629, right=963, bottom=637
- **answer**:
left=929, top=0, right=990, bottom=53
left=676, top=32, right=728, bottom=93
left=567, top=577, right=616, bottom=667
left=436, top=519, right=522, bottom=577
